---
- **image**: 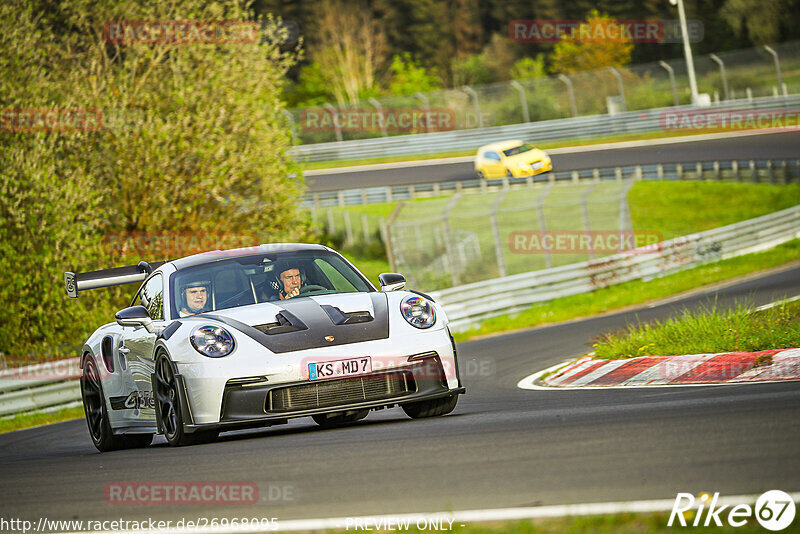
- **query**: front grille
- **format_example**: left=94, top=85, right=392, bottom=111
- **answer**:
left=267, top=371, right=414, bottom=412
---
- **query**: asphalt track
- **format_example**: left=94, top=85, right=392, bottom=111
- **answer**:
left=306, top=131, right=800, bottom=192
left=2, top=265, right=799, bottom=531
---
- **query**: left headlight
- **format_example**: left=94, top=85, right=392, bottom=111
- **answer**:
left=400, top=295, right=436, bottom=329
left=190, top=325, right=235, bottom=358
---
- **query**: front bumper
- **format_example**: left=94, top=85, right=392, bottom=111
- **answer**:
left=179, top=353, right=464, bottom=433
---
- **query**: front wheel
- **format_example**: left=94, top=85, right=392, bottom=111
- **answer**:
left=402, top=395, right=458, bottom=419
left=154, top=355, right=218, bottom=446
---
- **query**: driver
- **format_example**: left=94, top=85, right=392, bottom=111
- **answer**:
left=179, top=279, right=210, bottom=317
left=277, top=265, right=303, bottom=300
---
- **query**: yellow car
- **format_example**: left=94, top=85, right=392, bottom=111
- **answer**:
left=474, top=140, right=552, bottom=178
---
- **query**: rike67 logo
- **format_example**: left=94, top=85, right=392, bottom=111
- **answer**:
left=669, top=490, right=796, bottom=530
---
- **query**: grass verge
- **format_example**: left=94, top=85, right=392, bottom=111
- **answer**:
left=320, top=512, right=799, bottom=533
left=298, top=128, right=776, bottom=171
left=0, top=405, right=84, bottom=434
left=594, top=299, right=800, bottom=359
left=453, top=239, right=800, bottom=343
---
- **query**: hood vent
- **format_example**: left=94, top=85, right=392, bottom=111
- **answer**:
left=253, top=310, right=308, bottom=335
left=320, top=305, right=373, bottom=326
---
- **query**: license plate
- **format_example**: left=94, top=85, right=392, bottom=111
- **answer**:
left=530, top=161, right=543, bottom=170
left=308, top=357, right=372, bottom=380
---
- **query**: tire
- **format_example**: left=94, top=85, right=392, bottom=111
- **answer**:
left=81, top=357, right=126, bottom=452
left=312, top=409, right=369, bottom=427
left=402, top=394, right=458, bottom=419
left=476, top=170, right=485, bottom=179
left=154, top=355, right=218, bottom=446
left=82, top=357, right=153, bottom=451
left=505, top=168, right=514, bottom=177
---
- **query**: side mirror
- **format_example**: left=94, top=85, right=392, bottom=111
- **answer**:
left=116, top=305, right=155, bottom=333
left=378, top=273, right=406, bottom=292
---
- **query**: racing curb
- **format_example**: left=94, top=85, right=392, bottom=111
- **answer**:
left=539, top=348, right=800, bottom=388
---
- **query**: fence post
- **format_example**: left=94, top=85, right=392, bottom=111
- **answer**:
left=462, top=86, right=482, bottom=128
left=344, top=211, right=354, bottom=246
left=581, top=183, right=598, bottom=259
left=619, top=180, right=636, bottom=236
left=763, top=46, right=786, bottom=97
left=490, top=190, right=510, bottom=277
left=510, top=80, right=530, bottom=123
left=709, top=54, right=730, bottom=101
left=658, top=61, right=679, bottom=106
left=607, top=67, right=627, bottom=112
left=557, top=74, right=578, bottom=117
left=536, top=183, right=554, bottom=269
left=327, top=208, right=336, bottom=234
left=368, top=98, right=388, bottom=138
left=362, top=214, right=371, bottom=243
left=383, top=203, right=405, bottom=273
left=441, top=194, right=463, bottom=286
left=323, top=103, right=343, bottom=142
left=414, top=92, right=432, bottom=133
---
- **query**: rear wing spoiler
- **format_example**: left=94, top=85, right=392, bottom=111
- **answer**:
left=64, top=261, right=167, bottom=298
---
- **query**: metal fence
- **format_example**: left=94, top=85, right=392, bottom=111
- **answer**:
left=0, top=358, right=81, bottom=417
left=305, top=159, right=800, bottom=208
left=430, top=204, right=800, bottom=332
left=287, top=41, right=800, bottom=160
left=291, top=93, right=800, bottom=162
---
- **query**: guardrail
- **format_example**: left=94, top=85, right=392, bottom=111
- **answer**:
left=3, top=203, right=799, bottom=418
left=304, top=158, right=800, bottom=207
left=291, top=94, right=800, bottom=163
left=429, top=205, right=800, bottom=332
left=0, top=358, right=81, bottom=417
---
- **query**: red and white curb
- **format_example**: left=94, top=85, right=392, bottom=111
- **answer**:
left=518, top=348, right=800, bottom=390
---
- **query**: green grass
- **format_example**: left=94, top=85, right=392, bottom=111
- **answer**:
left=0, top=406, right=84, bottom=434
left=453, top=239, right=800, bottom=343
left=320, top=512, right=800, bottom=533
left=594, top=299, right=800, bottom=359
left=630, top=182, right=800, bottom=241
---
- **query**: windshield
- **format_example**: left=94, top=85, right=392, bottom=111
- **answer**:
left=502, top=143, right=535, bottom=157
left=169, top=251, right=372, bottom=319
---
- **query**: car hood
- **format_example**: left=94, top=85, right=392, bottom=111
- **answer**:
left=191, top=292, right=390, bottom=354
left=505, top=149, right=548, bottom=164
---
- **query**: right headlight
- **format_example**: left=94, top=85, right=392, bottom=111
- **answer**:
left=400, top=295, right=436, bottom=329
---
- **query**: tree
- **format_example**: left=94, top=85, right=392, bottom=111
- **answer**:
left=309, top=0, right=386, bottom=105
left=0, top=0, right=307, bottom=358
left=550, top=10, right=634, bottom=74
left=388, top=53, right=441, bottom=96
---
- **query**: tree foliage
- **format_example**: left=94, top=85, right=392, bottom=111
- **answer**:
left=1, top=0, right=307, bottom=358
left=550, top=10, right=634, bottom=74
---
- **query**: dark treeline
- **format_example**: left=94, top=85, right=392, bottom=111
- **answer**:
left=256, top=0, right=800, bottom=106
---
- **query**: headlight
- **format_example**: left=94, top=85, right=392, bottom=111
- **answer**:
left=189, top=325, right=235, bottom=358
left=400, top=295, right=436, bottom=329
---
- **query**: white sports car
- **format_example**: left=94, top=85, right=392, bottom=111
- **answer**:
left=65, top=244, right=464, bottom=451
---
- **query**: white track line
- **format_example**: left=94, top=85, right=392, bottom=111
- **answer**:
left=63, top=492, right=800, bottom=533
